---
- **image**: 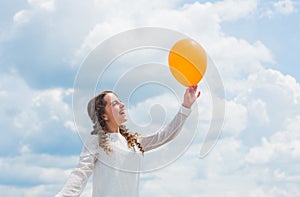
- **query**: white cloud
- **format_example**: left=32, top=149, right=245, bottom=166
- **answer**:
left=222, top=100, right=248, bottom=136
left=274, top=0, right=295, bottom=15
left=12, top=0, right=55, bottom=26
left=221, top=68, right=300, bottom=150
left=248, top=99, right=270, bottom=125
left=0, top=153, right=80, bottom=197
left=13, top=10, right=32, bottom=25
left=214, top=0, right=258, bottom=21
left=72, top=0, right=271, bottom=69
left=64, top=120, right=77, bottom=132
left=248, top=187, right=291, bottom=197
left=210, top=39, right=274, bottom=79
left=140, top=120, right=300, bottom=196
left=245, top=137, right=275, bottom=164
left=246, top=115, right=300, bottom=164
left=73, top=21, right=135, bottom=66
left=28, top=0, right=56, bottom=12
left=140, top=137, right=246, bottom=196
left=2, top=0, right=300, bottom=196
left=260, top=0, right=296, bottom=18
left=0, top=71, right=77, bottom=155
left=12, top=87, right=73, bottom=136
left=128, top=93, right=179, bottom=128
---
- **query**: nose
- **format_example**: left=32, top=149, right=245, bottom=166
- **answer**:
left=120, top=101, right=125, bottom=108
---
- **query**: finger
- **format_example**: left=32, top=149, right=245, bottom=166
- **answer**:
left=187, top=86, right=192, bottom=93
left=188, top=86, right=194, bottom=93
left=197, top=91, right=201, bottom=98
left=192, top=85, right=196, bottom=91
left=193, top=85, right=198, bottom=92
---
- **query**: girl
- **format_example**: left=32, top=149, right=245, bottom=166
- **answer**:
left=56, top=86, right=200, bottom=197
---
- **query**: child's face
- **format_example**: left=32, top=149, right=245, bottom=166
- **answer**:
left=103, top=93, right=127, bottom=125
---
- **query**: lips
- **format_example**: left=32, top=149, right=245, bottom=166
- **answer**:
left=119, top=110, right=126, bottom=115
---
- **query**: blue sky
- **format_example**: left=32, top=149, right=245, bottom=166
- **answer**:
left=0, top=0, right=300, bottom=196
left=222, top=1, right=300, bottom=80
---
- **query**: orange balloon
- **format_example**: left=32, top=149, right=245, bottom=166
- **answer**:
left=168, top=38, right=207, bottom=86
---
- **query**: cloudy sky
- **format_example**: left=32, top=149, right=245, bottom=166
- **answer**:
left=1, top=0, right=300, bottom=196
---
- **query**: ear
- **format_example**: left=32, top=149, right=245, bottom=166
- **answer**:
left=102, top=114, right=108, bottom=121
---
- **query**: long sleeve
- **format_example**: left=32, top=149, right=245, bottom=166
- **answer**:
left=56, top=135, right=99, bottom=197
left=138, top=105, right=191, bottom=152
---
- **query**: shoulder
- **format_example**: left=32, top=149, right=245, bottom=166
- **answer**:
left=81, top=134, right=100, bottom=154
left=84, top=134, right=99, bottom=143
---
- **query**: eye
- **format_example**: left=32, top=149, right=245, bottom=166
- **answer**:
left=111, top=100, right=120, bottom=106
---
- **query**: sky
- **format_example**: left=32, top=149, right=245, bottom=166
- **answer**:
left=0, top=0, right=300, bottom=196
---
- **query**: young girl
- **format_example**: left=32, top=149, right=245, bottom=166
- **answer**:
left=56, top=86, right=200, bottom=197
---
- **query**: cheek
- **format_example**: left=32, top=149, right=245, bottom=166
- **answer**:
left=105, top=106, right=115, bottom=119
left=111, top=106, right=120, bottom=116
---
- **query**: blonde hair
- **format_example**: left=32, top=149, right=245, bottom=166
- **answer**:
left=89, top=91, right=144, bottom=154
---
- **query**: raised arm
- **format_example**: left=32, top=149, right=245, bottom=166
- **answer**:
left=55, top=135, right=99, bottom=197
left=138, top=86, right=200, bottom=152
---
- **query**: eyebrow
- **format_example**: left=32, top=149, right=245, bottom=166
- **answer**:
left=110, top=99, right=120, bottom=105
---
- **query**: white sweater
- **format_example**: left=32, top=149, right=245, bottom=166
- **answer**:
left=56, top=106, right=191, bottom=197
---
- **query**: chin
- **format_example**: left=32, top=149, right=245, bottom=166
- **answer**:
left=119, top=118, right=127, bottom=124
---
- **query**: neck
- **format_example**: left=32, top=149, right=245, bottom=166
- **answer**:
left=106, top=123, right=120, bottom=133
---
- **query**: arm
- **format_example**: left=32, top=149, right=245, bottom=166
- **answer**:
left=138, top=105, right=191, bottom=152
left=139, top=86, right=200, bottom=152
left=55, top=135, right=99, bottom=197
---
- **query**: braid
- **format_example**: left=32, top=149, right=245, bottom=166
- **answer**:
left=92, top=91, right=113, bottom=154
left=119, top=125, right=145, bottom=155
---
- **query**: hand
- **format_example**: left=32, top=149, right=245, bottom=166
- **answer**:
left=182, top=85, right=200, bottom=108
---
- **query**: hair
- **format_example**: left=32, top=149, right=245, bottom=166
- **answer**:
left=91, top=91, right=144, bottom=155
